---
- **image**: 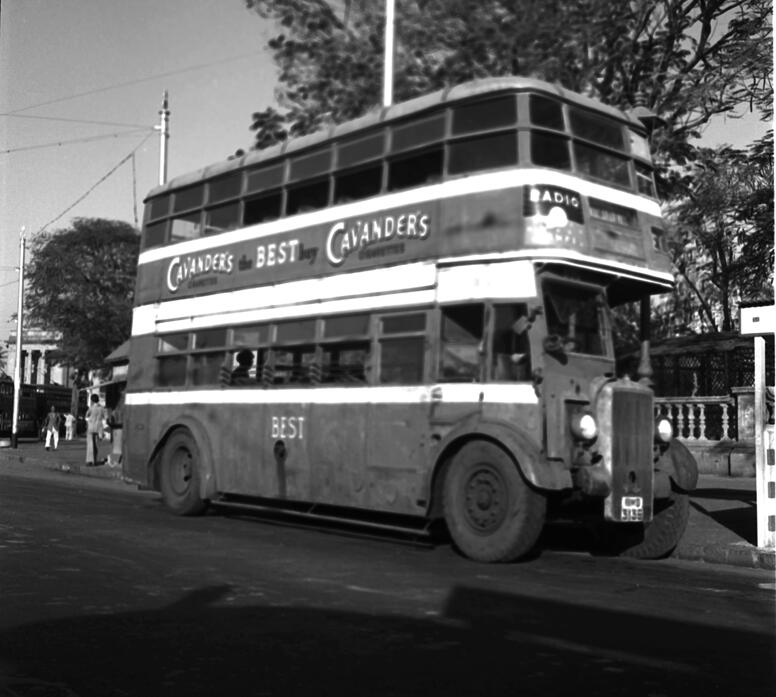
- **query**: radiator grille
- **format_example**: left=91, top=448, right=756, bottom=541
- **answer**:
left=611, top=389, right=653, bottom=475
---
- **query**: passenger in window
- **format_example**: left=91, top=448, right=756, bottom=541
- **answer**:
left=231, top=349, right=255, bottom=386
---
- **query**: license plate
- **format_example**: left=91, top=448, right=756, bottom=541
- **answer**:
left=621, top=496, right=644, bottom=522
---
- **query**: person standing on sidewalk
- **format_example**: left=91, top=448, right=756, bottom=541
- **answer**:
left=63, top=411, right=75, bottom=440
left=85, top=394, right=105, bottom=466
left=43, top=405, right=61, bottom=451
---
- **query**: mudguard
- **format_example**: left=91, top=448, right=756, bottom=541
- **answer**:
left=432, top=415, right=572, bottom=491
left=656, top=438, right=699, bottom=492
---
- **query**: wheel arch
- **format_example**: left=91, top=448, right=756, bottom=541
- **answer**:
left=425, top=417, right=571, bottom=519
left=149, top=415, right=218, bottom=500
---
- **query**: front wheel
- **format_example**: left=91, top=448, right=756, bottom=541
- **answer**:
left=443, top=440, right=546, bottom=562
left=160, top=429, right=209, bottom=516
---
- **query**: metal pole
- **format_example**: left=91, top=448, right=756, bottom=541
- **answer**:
left=157, top=90, right=170, bottom=185
left=383, top=0, right=395, bottom=107
left=11, top=229, right=25, bottom=449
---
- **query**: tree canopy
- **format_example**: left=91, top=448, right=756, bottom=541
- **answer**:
left=245, top=0, right=772, bottom=182
left=25, top=218, right=140, bottom=370
left=663, top=130, right=774, bottom=333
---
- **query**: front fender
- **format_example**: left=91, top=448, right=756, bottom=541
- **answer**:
left=655, top=438, right=699, bottom=492
left=432, top=415, right=572, bottom=491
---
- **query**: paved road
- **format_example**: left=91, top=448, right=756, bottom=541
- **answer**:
left=1, top=467, right=774, bottom=697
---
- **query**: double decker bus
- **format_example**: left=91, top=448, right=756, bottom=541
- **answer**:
left=124, top=76, right=697, bottom=562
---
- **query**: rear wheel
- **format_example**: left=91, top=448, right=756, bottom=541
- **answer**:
left=443, top=440, right=546, bottom=562
left=160, top=429, right=208, bottom=516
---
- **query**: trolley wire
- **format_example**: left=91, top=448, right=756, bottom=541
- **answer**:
left=2, top=128, right=154, bottom=155
left=31, top=131, right=155, bottom=239
left=2, top=50, right=262, bottom=115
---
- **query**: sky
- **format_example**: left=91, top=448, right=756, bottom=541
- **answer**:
left=0, top=0, right=771, bottom=346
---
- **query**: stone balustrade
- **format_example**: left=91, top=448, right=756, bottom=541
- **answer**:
left=654, top=396, right=735, bottom=442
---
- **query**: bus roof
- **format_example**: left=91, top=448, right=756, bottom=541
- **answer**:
left=146, top=76, right=646, bottom=199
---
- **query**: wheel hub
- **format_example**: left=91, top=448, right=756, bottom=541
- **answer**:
left=464, top=467, right=507, bottom=532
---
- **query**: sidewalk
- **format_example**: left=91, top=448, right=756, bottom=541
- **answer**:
left=0, top=439, right=774, bottom=571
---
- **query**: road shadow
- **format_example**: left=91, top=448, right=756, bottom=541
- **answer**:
left=0, top=584, right=772, bottom=697
left=690, top=488, right=758, bottom=544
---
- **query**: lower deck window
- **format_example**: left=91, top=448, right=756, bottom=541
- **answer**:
left=380, top=337, right=424, bottom=384
left=157, top=356, right=187, bottom=387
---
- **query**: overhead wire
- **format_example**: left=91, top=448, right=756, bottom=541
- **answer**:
left=2, top=50, right=262, bottom=115
left=2, top=128, right=154, bottom=155
left=31, top=131, right=155, bottom=239
left=2, top=113, right=152, bottom=129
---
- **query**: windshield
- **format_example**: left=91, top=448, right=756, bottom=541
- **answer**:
left=542, top=279, right=608, bottom=356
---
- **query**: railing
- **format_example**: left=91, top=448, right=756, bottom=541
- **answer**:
left=655, top=396, right=736, bottom=442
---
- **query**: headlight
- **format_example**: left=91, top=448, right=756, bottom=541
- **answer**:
left=655, top=417, right=673, bottom=443
left=570, top=412, right=598, bottom=441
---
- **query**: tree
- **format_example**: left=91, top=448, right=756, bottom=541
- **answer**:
left=244, top=0, right=772, bottom=190
left=25, top=218, right=140, bottom=371
left=662, top=130, right=774, bottom=333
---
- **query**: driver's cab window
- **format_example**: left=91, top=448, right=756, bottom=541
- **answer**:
left=440, top=304, right=484, bottom=381
left=542, top=279, right=607, bottom=356
left=491, top=304, right=531, bottom=381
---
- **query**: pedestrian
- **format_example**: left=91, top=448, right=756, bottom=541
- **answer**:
left=85, top=394, right=105, bottom=466
left=64, top=411, right=75, bottom=440
left=43, top=405, right=61, bottom=451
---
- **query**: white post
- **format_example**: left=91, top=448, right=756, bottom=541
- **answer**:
left=11, top=229, right=25, bottom=449
left=740, top=304, right=776, bottom=550
left=157, top=90, right=170, bottom=185
left=383, top=0, right=395, bottom=107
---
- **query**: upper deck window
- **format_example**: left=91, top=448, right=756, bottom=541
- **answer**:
left=193, top=328, right=227, bottom=350
left=246, top=163, right=284, bottom=194
left=451, top=95, right=517, bottom=135
left=392, top=112, right=445, bottom=153
left=448, top=131, right=518, bottom=175
left=338, top=132, right=385, bottom=168
left=286, top=178, right=330, bottom=215
left=148, top=195, right=170, bottom=221
left=172, top=185, right=204, bottom=213
left=244, top=190, right=282, bottom=225
left=530, top=131, right=571, bottom=170
left=208, top=173, right=243, bottom=204
left=289, top=148, right=332, bottom=182
left=204, top=201, right=240, bottom=236
left=334, top=165, right=382, bottom=204
left=569, top=108, right=625, bottom=151
left=529, top=95, right=564, bottom=130
left=574, top=142, right=630, bottom=187
left=158, top=333, right=189, bottom=353
left=388, top=147, right=443, bottom=192
left=170, top=212, right=203, bottom=243
left=143, top=220, right=167, bottom=249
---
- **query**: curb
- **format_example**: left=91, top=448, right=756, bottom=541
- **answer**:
left=0, top=451, right=124, bottom=480
left=675, top=543, right=776, bottom=571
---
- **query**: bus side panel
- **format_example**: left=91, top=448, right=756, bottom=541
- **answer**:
left=123, top=403, right=155, bottom=487
left=365, top=402, right=428, bottom=515
left=306, top=403, right=368, bottom=508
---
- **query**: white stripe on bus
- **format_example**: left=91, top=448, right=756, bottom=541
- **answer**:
left=132, top=259, right=540, bottom=336
left=138, top=168, right=662, bottom=265
left=124, top=383, right=539, bottom=406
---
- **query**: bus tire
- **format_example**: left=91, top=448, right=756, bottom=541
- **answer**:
left=160, top=428, right=209, bottom=516
left=443, top=440, right=546, bottom=562
left=599, top=444, right=694, bottom=559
